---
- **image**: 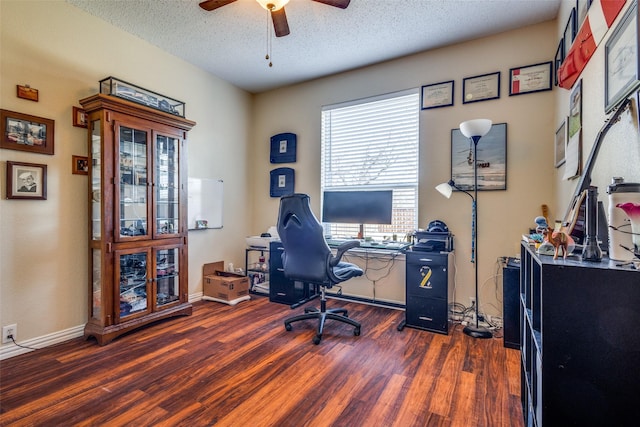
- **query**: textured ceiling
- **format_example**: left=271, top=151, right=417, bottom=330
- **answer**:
left=66, top=0, right=561, bottom=94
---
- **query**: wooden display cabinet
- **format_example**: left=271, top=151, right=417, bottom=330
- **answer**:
left=80, top=94, right=195, bottom=345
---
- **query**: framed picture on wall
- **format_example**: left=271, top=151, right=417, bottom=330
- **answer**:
left=450, top=123, right=507, bottom=191
left=0, top=109, right=54, bottom=155
left=554, top=40, right=564, bottom=85
left=605, top=0, right=639, bottom=113
left=576, top=0, right=593, bottom=28
left=563, top=8, right=577, bottom=61
left=6, top=161, right=47, bottom=200
left=462, top=72, right=500, bottom=104
left=421, top=80, right=454, bottom=109
left=555, top=118, right=567, bottom=168
left=564, top=79, right=582, bottom=180
left=509, top=61, right=553, bottom=96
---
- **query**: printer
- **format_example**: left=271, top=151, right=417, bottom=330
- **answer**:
left=412, top=220, right=453, bottom=252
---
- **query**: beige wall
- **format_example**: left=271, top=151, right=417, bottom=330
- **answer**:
left=3, top=0, right=637, bottom=355
left=252, top=21, right=558, bottom=318
left=0, top=0, right=253, bottom=353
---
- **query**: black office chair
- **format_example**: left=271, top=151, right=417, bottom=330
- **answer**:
left=277, top=193, right=363, bottom=344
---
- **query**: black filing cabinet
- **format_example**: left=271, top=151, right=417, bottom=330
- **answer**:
left=269, top=241, right=316, bottom=306
left=402, top=250, right=454, bottom=334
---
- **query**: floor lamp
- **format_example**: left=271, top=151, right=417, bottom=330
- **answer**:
left=436, top=119, right=492, bottom=339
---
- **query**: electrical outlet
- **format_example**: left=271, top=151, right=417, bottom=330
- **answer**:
left=2, top=324, right=17, bottom=344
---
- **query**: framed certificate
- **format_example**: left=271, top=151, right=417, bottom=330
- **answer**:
left=605, top=0, right=639, bottom=113
left=509, top=61, right=553, bottom=96
left=462, top=72, right=500, bottom=104
left=421, top=80, right=454, bottom=110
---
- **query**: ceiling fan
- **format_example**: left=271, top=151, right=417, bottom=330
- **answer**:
left=199, top=0, right=351, bottom=37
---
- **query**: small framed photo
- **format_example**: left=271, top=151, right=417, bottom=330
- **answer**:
left=462, top=72, right=500, bottom=104
left=72, top=155, right=89, bottom=175
left=555, top=119, right=567, bottom=168
left=421, top=80, right=454, bottom=110
left=195, top=220, right=208, bottom=229
left=16, top=85, right=39, bottom=102
left=576, top=0, right=593, bottom=28
left=6, top=161, right=47, bottom=200
left=72, top=106, right=88, bottom=128
left=605, top=0, right=639, bottom=113
left=0, top=109, right=54, bottom=155
left=554, top=40, right=564, bottom=85
left=509, top=61, right=553, bottom=96
left=563, top=8, right=577, bottom=59
left=450, top=123, right=507, bottom=191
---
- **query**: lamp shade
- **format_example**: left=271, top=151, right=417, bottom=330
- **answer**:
left=460, top=119, right=492, bottom=138
left=435, top=182, right=453, bottom=199
left=256, top=0, right=289, bottom=10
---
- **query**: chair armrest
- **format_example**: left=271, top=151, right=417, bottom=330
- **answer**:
left=329, top=240, right=361, bottom=266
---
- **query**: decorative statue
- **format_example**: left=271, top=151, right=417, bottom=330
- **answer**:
left=543, top=228, right=570, bottom=260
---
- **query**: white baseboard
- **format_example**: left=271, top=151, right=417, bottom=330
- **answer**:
left=2, top=294, right=206, bottom=360
left=0, top=324, right=85, bottom=360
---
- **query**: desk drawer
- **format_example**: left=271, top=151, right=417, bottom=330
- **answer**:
left=405, top=296, right=448, bottom=334
left=405, top=253, right=448, bottom=299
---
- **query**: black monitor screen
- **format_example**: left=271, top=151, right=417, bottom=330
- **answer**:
left=322, top=190, right=393, bottom=225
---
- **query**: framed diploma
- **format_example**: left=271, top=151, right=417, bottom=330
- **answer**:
left=509, top=61, right=553, bottom=96
left=421, top=80, right=454, bottom=110
left=462, top=72, right=500, bottom=104
left=605, top=0, right=639, bottom=113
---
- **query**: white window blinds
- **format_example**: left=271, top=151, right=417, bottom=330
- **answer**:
left=321, top=89, right=419, bottom=239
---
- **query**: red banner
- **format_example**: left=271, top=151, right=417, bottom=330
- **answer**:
left=558, top=0, right=627, bottom=89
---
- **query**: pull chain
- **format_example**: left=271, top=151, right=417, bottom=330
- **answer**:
left=265, top=9, right=273, bottom=67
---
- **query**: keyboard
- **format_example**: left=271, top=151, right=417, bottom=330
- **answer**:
left=325, top=238, right=410, bottom=251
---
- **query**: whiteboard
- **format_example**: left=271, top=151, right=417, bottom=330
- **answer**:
left=188, top=178, right=223, bottom=230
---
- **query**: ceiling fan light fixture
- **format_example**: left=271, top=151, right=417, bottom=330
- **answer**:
left=256, top=0, right=289, bottom=11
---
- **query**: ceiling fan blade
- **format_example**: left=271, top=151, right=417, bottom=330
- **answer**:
left=312, top=0, right=351, bottom=9
left=271, top=7, right=290, bottom=37
left=199, top=0, right=237, bottom=11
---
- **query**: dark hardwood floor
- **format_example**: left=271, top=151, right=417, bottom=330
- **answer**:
left=0, top=297, right=523, bottom=426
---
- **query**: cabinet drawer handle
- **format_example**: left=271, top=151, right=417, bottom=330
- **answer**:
left=419, top=258, right=433, bottom=262
left=277, top=268, right=284, bottom=272
left=277, top=292, right=286, bottom=296
left=418, top=316, right=433, bottom=321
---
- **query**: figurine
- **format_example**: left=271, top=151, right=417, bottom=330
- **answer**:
left=543, top=228, right=570, bottom=260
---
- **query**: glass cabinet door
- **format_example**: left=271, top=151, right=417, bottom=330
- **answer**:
left=117, top=125, right=149, bottom=239
left=155, top=247, right=181, bottom=307
left=155, top=134, right=180, bottom=237
left=91, top=120, right=102, bottom=241
left=117, top=250, right=150, bottom=320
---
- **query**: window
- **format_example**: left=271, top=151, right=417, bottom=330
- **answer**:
left=321, top=89, right=419, bottom=240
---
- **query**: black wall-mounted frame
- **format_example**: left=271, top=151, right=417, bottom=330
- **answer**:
left=270, top=132, right=297, bottom=163
left=270, top=167, right=295, bottom=197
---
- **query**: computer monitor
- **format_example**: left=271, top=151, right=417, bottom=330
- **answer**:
left=322, top=190, right=393, bottom=239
